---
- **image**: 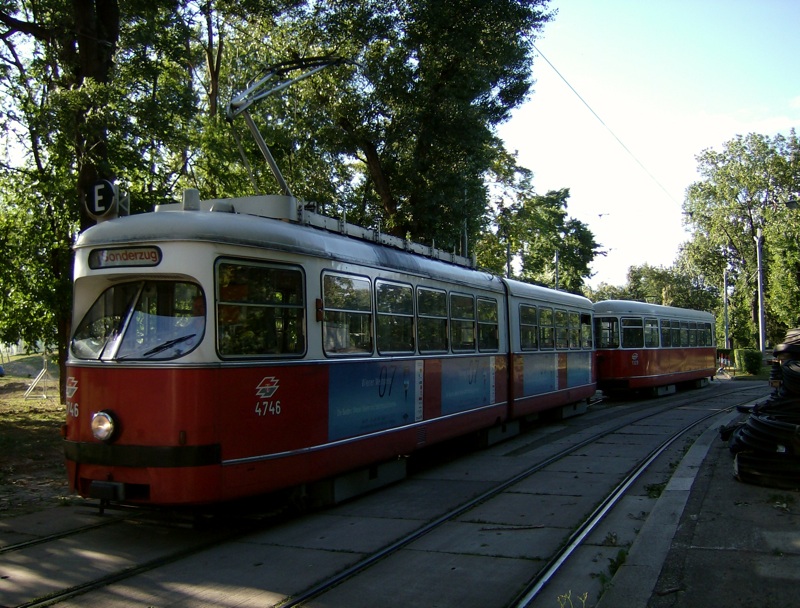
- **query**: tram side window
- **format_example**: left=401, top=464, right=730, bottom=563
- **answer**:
left=417, top=287, right=448, bottom=353
left=688, top=322, right=697, bottom=346
left=703, top=322, right=714, bottom=346
left=581, top=314, right=593, bottom=349
left=477, top=298, right=499, bottom=352
left=621, top=317, right=644, bottom=348
left=554, top=310, right=569, bottom=349
left=660, top=319, right=672, bottom=347
left=217, top=261, right=305, bottom=357
left=376, top=281, right=414, bottom=354
left=594, top=317, right=619, bottom=348
left=568, top=312, right=581, bottom=349
left=680, top=321, right=689, bottom=347
left=644, top=318, right=659, bottom=348
left=322, top=272, right=373, bottom=355
left=540, top=307, right=554, bottom=349
left=450, top=293, right=475, bottom=352
left=670, top=320, right=681, bottom=347
left=520, top=304, right=538, bottom=350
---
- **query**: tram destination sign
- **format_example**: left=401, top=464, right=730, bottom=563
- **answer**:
left=89, top=246, right=162, bottom=269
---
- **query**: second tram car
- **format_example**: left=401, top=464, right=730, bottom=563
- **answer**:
left=63, top=192, right=597, bottom=507
left=593, top=300, right=716, bottom=395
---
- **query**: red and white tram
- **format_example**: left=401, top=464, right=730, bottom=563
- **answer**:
left=593, top=300, right=716, bottom=395
left=63, top=192, right=596, bottom=506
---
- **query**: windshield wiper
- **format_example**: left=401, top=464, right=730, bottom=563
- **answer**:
left=139, top=334, right=197, bottom=358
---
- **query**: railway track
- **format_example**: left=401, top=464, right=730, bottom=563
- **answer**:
left=0, top=382, right=771, bottom=608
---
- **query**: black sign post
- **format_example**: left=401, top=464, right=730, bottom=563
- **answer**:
left=86, top=180, right=117, bottom=221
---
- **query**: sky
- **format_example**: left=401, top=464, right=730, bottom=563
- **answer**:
left=498, top=0, right=800, bottom=287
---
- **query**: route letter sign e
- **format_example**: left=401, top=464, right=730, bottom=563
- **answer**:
left=87, top=179, right=117, bottom=220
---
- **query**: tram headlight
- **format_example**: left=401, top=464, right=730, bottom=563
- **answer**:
left=91, top=410, right=118, bottom=442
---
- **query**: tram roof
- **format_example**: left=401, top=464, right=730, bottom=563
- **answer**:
left=593, top=299, right=714, bottom=321
left=75, top=207, right=505, bottom=291
left=503, top=278, right=593, bottom=310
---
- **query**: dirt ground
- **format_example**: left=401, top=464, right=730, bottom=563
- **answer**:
left=0, top=356, right=77, bottom=519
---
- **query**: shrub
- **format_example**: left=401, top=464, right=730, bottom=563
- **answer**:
left=734, top=349, right=763, bottom=375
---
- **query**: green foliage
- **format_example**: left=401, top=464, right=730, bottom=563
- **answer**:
left=598, top=130, right=800, bottom=349
left=584, top=263, right=718, bottom=312
left=0, top=178, right=72, bottom=351
left=215, top=0, right=556, bottom=252
left=476, top=182, right=599, bottom=292
left=734, top=349, right=763, bottom=375
left=6, top=0, right=797, bottom=379
left=0, top=0, right=564, bottom=398
left=683, top=131, right=800, bottom=348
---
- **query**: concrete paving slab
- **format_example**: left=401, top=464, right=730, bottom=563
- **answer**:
left=244, top=512, right=424, bottom=553
left=621, top=423, right=681, bottom=436
left=459, top=492, right=594, bottom=528
left=510, top=469, right=611, bottom=496
left=540, top=452, right=638, bottom=477
left=55, top=542, right=364, bottom=608
left=411, top=453, right=540, bottom=483
left=526, top=544, right=624, bottom=608
left=407, top=520, right=566, bottom=560
left=306, top=548, right=537, bottom=608
left=0, top=520, right=218, bottom=606
left=591, top=433, right=659, bottom=447
left=330, top=477, right=495, bottom=521
left=583, top=494, right=655, bottom=548
left=0, top=504, right=103, bottom=547
left=570, top=441, right=649, bottom=459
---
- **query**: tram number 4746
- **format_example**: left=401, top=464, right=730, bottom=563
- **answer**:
left=255, top=401, right=281, bottom=416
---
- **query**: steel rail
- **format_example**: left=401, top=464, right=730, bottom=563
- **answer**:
left=12, top=384, right=766, bottom=607
left=510, top=394, right=759, bottom=607
left=276, top=386, right=764, bottom=607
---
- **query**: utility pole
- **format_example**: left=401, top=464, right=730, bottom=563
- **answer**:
left=755, top=228, right=766, bottom=353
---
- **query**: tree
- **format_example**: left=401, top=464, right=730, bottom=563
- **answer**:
left=0, top=1, right=198, bottom=398
left=217, top=0, right=555, bottom=252
left=0, top=0, right=561, bottom=402
left=0, top=1, right=121, bottom=395
left=584, top=282, right=629, bottom=303
left=624, top=264, right=718, bottom=311
left=476, top=177, right=599, bottom=294
left=683, top=131, right=800, bottom=348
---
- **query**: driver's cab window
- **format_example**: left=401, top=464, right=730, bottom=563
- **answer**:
left=71, top=281, right=205, bottom=360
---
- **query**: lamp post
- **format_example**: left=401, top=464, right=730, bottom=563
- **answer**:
left=755, top=227, right=766, bottom=353
left=754, top=195, right=799, bottom=353
left=723, top=265, right=730, bottom=349
left=554, top=249, right=559, bottom=290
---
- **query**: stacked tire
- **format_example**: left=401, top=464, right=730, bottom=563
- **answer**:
left=725, top=330, right=800, bottom=489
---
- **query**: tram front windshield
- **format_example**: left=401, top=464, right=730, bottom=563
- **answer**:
left=71, top=281, right=205, bottom=361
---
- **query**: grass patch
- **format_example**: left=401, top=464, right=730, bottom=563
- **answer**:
left=645, top=482, right=666, bottom=499
left=0, top=354, right=70, bottom=517
left=730, top=366, right=771, bottom=381
left=557, top=590, right=588, bottom=607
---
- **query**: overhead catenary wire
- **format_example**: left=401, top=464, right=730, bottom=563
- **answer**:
left=531, top=42, right=679, bottom=206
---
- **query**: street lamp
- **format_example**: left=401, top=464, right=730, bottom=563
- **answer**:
left=723, top=264, right=730, bottom=349
left=754, top=227, right=766, bottom=353
left=754, top=195, right=799, bottom=353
